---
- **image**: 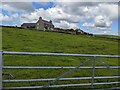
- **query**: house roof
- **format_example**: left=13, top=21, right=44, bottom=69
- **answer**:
left=42, top=20, right=52, bottom=25
left=36, top=18, right=54, bottom=26
left=21, top=23, right=36, bottom=27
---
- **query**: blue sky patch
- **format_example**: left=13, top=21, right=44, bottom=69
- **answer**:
left=32, top=2, right=55, bottom=10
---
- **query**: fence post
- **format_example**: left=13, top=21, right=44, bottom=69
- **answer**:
left=0, top=51, right=3, bottom=90
left=91, top=56, right=96, bottom=88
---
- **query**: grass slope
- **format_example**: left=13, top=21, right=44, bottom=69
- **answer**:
left=3, top=27, right=119, bottom=55
left=2, top=27, right=119, bottom=89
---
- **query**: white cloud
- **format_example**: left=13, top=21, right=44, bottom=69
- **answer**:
left=69, top=23, right=79, bottom=29
left=0, top=13, right=11, bottom=22
left=56, top=2, right=118, bottom=20
left=47, top=7, right=82, bottom=23
left=54, top=21, right=79, bottom=29
left=98, top=3, right=118, bottom=20
left=82, top=22, right=94, bottom=27
left=20, top=8, right=49, bottom=24
left=94, top=15, right=112, bottom=28
left=82, top=15, right=112, bottom=31
left=54, top=21, right=70, bottom=29
left=0, top=13, right=22, bottom=26
left=2, top=2, right=34, bottom=12
left=50, top=2, right=118, bottom=33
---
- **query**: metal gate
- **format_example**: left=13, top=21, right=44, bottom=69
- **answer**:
left=0, top=51, right=120, bottom=89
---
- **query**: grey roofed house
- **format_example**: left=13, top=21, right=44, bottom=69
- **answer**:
left=21, top=17, right=54, bottom=31
left=21, top=23, right=36, bottom=29
left=36, top=17, right=54, bottom=31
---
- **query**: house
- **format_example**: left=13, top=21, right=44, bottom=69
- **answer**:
left=36, top=17, right=54, bottom=31
left=21, top=17, right=54, bottom=31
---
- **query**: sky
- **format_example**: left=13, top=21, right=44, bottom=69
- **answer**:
left=0, top=1, right=119, bottom=35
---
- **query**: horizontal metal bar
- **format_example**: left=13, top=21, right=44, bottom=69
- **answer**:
left=3, top=66, right=120, bottom=69
left=3, top=51, right=120, bottom=58
left=3, top=76, right=120, bottom=83
left=3, top=82, right=120, bottom=89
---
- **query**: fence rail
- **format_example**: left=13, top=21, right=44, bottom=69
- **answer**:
left=3, top=51, right=120, bottom=58
left=3, top=76, right=120, bottom=83
left=3, top=82, right=120, bottom=90
left=0, top=51, right=120, bottom=89
left=3, top=66, right=120, bottom=69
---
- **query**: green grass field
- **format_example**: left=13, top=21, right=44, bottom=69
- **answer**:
left=2, top=27, right=120, bottom=89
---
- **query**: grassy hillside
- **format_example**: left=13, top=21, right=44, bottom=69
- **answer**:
left=2, top=27, right=119, bottom=89
left=2, top=27, right=119, bottom=55
left=94, top=34, right=120, bottom=41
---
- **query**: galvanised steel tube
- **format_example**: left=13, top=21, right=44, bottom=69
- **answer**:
left=3, top=51, right=120, bottom=58
left=3, top=82, right=120, bottom=89
left=3, top=66, right=120, bottom=69
left=3, top=76, right=120, bottom=83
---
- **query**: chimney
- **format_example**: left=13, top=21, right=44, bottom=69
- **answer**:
left=49, top=20, right=52, bottom=23
left=39, top=17, right=42, bottom=20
